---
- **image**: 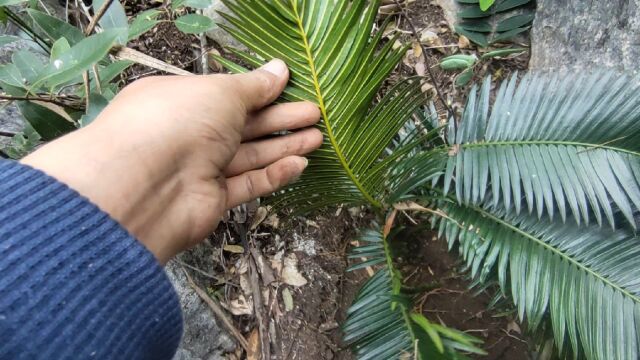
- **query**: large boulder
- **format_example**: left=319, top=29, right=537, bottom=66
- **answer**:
left=530, top=0, right=640, bottom=71
left=166, top=261, right=236, bottom=360
left=204, top=1, right=247, bottom=51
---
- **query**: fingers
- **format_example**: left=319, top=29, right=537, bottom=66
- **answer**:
left=230, top=59, right=289, bottom=112
left=243, top=101, right=321, bottom=141
left=225, top=156, right=308, bottom=209
left=225, top=128, right=323, bottom=177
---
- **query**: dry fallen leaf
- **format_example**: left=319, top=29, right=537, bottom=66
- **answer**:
left=420, top=29, right=446, bottom=54
left=224, top=244, right=245, bottom=254
left=246, top=328, right=260, bottom=360
left=282, top=253, right=308, bottom=287
left=507, top=320, right=522, bottom=334
left=282, top=287, right=294, bottom=312
left=458, top=35, right=471, bottom=49
left=414, top=59, right=426, bottom=77
left=230, top=295, right=253, bottom=316
left=412, top=41, right=423, bottom=58
left=250, top=206, right=268, bottom=230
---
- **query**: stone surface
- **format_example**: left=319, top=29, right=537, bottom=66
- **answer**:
left=530, top=0, right=640, bottom=72
left=204, top=1, right=247, bottom=50
left=166, top=261, right=235, bottom=360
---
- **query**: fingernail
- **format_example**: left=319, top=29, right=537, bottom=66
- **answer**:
left=260, top=59, right=288, bottom=78
left=302, top=157, right=309, bottom=169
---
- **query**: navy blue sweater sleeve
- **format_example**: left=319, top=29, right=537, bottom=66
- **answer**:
left=0, top=160, right=183, bottom=359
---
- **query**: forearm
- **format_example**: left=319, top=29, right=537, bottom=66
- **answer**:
left=0, top=160, right=182, bottom=359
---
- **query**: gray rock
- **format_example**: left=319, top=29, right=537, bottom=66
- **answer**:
left=166, top=261, right=235, bottom=360
left=530, top=0, right=640, bottom=72
left=204, top=1, right=247, bottom=50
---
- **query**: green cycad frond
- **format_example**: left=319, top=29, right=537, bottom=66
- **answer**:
left=215, top=0, right=428, bottom=210
left=443, top=72, right=640, bottom=229
left=434, top=199, right=640, bottom=359
left=344, top=229, right=485, bottom=360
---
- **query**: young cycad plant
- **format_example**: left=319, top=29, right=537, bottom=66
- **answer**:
left=216, top=1, right=640, bottom=359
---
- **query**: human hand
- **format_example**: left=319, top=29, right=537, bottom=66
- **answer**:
left=21, top=59, right=323, bottom=263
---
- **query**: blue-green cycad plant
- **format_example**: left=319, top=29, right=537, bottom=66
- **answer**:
left=216, top=1, right=640, bottom=359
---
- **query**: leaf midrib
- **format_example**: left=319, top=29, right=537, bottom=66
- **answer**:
left=460, top=140, right=640, bottom=157
left=291, top=1, right=381, bottom=208
left=468, top=204, right=640, bottom=304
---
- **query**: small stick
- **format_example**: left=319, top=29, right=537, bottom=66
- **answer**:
left=392, top=0, right=457, bottom=124
left=182, top=266, right=250, bottom=352
left=249, top=253, right=270, bottom=359
left=112, top=46, right=192, bottom=76
left=85, top=0, right=116, bottom=35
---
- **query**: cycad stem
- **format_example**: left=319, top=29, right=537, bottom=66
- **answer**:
left=291, top=1, right=382, bottom=209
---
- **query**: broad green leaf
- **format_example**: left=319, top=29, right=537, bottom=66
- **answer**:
left=171, top=0, right=185, bottom=9
left=0, top=35, right=19, bottom=47
left=455, top=68, right=474, bottom=87
left=37, top=29, right=119, bottom=88
left=93, top=0, right=128, bottom=44
left=496, top=13, right=535, bottom=32
left=480, top=47, right=526, bottom=59
left=12, top=50, right=44, bottom=84
left=50, top=37, right=71, bottom=61
left=18, top=101, right=76, bottom=140
left=98, top=60, right=132, bottom=84
left=458, top=6, right=492, bottom=18
left=454, top=25, right=489, bottom=47
left=27, top=9, right=84, bottom=45
left=479, top=0, right=495, bottom=11
left=492, top=26, right=530, bottom=43
left=0, top=63, right=25, bottom=87
left=457, top=20, right=492, bottom=33
left=128, top=9, right=161, bottom=40
left=174, top=14, right=215, bottom=34
left=80, top=93, right=109, bottom=127
left=440, top=54, right=476, bottom=70
left=182, top=0, right=213, bottom=8
left=0, top=0, right=27, bottom=5
left=494, top=0, right=531, bottom=12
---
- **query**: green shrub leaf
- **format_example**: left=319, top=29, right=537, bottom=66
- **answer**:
left=128, top=9, right=161, bottom=40
left=50, top=38, right=71, bottom=61
left=479, top=0, right=495, bottom=11
left=17, top=101, right=76, bottom=140
left=12, top=50, right=44, bottom=84
left=480, top=47, right=526, bottom=59
left=27, top=9, right=84, bottom=45
left=0, top=35, right=19, bottom=46
left=174, top=14, right=215, bottom=34
left=0, top=63, right=25, bottom=87
left=94, top=0, right=129, bottom=44
left=440, top=54, right=476, bottom=70
left=37, top=29, right=120, bottom=88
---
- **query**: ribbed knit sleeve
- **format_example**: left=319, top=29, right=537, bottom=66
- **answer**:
left=0, top=160, right=183, bottom=359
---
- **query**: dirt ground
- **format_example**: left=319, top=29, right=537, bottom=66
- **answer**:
left=122, top=1, right=533, bottom=359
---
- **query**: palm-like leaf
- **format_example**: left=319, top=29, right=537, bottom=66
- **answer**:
left=443, top=72, right=640, bottom=229
left=214, top=0, right=428, bottom=210
left=345, top=228, right=485, bottom=360
left=433, top=199, right=640, bottom=359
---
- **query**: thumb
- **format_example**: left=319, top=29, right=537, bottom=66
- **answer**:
left=231, top=59, right=289, bottom=112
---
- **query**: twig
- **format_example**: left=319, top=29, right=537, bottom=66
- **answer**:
left=85, top=0, right=115, bottom=35
left=393, top=0, right=456, bottom=123
left=199, top=9, right=210, bottom=75
left=82, top=71, right=91, bottom=109
left=112, top=46, right=192, bottom=76
left=0, top=93, right=83, bottom=109
left=182, top=266, right=250, bottom=352
left=0, top=131, right=17, bottom=137
left=249, top=248, right=270, bottom=359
